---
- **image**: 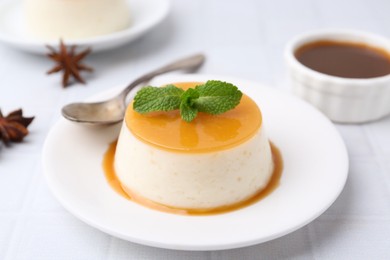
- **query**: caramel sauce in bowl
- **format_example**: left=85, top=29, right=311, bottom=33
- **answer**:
left=285, top=29, right=390, bottom=123
left=295, top=40, right=390, bottom=79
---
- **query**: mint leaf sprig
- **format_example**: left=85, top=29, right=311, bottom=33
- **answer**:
left=133, top=80, right=243, bottom=122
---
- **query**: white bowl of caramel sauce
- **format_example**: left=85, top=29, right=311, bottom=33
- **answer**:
left=285, top=29, right=390, bottom=123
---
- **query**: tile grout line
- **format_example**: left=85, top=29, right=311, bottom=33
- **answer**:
left=361, top=124, right=390, bottom=198
left=2, top=155, right=42, bottom=260
left=318, top=215, right=390, bottom=221
left=105, top=236, right=115, bottom=260
left=307, top=224, right=320, bottom=260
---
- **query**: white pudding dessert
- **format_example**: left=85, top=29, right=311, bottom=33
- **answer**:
left=24, top=0, right=131, bottom=40
left=113, top=82, right=275, bottom=211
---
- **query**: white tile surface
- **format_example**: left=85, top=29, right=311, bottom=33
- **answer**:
left=321, top=159, right=390, bottom=218
left=366, top=119, right=390, bottom=156
left=336, top=125, right=375, bottom=157
left=211, top=228, right=313, bottom=260
left=0, top=154, right=39, bottom=211
left=5, top=214, right=111, bottom=260
left=107, top=238, right=212, bottom=260
left=1, top=0, right=390, bottom=259
left=30, top=170, right=64, bottom=212
left=309, top=219, right=390, bottom=260
left=0, top=216, right=16, bottom=260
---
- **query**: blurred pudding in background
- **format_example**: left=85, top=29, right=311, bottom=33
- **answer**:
left=24, top=0, right=131, bottom=40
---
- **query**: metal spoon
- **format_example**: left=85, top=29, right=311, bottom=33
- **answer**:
left=62, top=54, right=205, bottom=125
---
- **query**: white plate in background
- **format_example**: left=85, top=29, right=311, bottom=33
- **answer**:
left=0, top=0, right=170, bottom=54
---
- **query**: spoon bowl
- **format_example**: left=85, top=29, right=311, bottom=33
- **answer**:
left=62, top=54, right=205, bottom=126
left=62, top=97, right=126, bottom=125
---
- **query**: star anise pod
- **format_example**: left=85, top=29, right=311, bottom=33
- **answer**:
left=46, top=40, right=93, bottom=87
left=0, top=109, right=34, bottom=146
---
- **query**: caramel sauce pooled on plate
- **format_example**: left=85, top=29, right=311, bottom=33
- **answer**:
left=295, top=40, right=390, bottom=78
left=102, top=141, right=283, bottom=216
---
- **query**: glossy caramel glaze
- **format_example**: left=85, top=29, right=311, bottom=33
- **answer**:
left=125, top=82, right=262, bottom=153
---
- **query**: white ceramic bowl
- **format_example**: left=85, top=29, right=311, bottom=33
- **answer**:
left=285, top=29, right=390, bottom=123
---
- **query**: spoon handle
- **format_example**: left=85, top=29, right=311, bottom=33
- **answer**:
left=118, top=54, right=206, bottom=99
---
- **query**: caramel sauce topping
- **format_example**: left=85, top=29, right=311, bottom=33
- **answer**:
left=125, top=82, right=262, bottom=153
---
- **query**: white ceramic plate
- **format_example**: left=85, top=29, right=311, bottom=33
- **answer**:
left=43, top=74, right=349, bottom=251
left=0, top=0, right=170, bottom=54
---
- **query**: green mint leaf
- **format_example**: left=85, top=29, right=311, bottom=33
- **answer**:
left=193, top=80, right=242, bottom=115
left=181, top=88, right=199, bottom=107
left=133, top=85, right=184, bottom=113
left=179, top=88, right=199, bottom=122
left=132, top=80, right=243, bottom=122
left=180, top=102, right=198, bottom=122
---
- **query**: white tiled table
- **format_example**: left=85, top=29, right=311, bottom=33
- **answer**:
left=1, top=0, right=390, bottom=259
